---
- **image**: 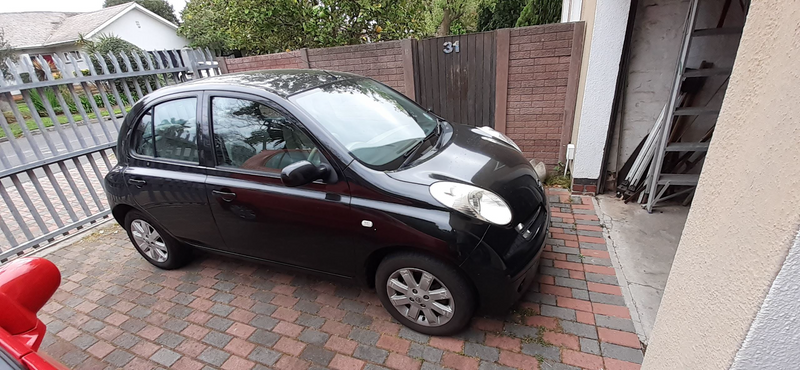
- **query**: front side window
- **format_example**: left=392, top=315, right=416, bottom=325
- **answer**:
left=211, top=97, right=325, bottom=173
left=132, top=98, right=198, bottom=163
left=290, top=78, right=438, bottom=170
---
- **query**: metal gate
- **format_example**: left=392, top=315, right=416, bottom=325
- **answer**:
left=0, top=48, right=219, bottom=262
left=414, top=31, right=496, bottom=128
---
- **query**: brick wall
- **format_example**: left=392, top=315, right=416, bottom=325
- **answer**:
left=505, top=22, right=579, bottom=167
left=220, top=24, right=583, bottom=168
left=221, top=41, right=408, bottom=96
left=224, top=51, right=307, bottom=73
left=307, top=41, right=408, bottom=96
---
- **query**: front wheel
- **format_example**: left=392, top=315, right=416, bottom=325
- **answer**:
left=124, top=210, right=190, bottom=270
left=375, top=252, right=476, bottom=336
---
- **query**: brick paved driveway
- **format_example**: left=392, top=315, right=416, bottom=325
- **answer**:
left=34, top=188, right=643, bottom=370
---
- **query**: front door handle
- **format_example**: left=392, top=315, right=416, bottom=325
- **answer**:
left=212, top=189, right=236, bottom=202
left=127, top=178, right=146, bottom=188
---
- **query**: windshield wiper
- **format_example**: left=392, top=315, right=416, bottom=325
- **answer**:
left=399, top=120, right=442, bottom=168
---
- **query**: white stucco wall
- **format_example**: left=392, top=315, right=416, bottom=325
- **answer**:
left=94, top=7, right=188, bottom=50
left=641, top=0, right=800, bottom=367
left=730, top=229, right=800, bottom=369
left=571, top=0, right=630, bottom=179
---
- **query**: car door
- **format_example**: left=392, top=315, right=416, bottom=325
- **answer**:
left=202, top=92, right=356, bottom=277
left=124, top=94, right=225, bottom=249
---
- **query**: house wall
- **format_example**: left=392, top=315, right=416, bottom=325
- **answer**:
left=570, top=0, right=631, bottom=185
left=606, top=0, right=746, bottom=178
left=96, top=7, right=187, bottom=50
left=641, top=0, right=800, bottom=367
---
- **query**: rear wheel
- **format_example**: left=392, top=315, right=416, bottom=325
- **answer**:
left=124, top=210, right=190, bottom=270
left=375, top=252, right=476, bottom=336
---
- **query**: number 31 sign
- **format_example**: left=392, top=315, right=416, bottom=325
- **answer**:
left=443, top=41, right=460, bottom=54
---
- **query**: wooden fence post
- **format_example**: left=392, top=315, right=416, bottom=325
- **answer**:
left=401, top=39, right=416, bottom=101
left=494, top=29, right=511, bottom=135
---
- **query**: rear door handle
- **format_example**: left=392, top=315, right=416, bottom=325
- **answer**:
left=212, top=189, right=236, bottom=202
left=127, top=178, right=146, bottom=187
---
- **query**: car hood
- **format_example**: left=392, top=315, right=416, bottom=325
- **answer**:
left=387, top=123, right=545, bottom=224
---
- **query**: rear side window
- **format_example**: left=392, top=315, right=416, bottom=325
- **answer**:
left=132, top=98, right=199, bottom=163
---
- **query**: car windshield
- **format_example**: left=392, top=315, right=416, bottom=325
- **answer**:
left=290, top=78, right=439, bottom=170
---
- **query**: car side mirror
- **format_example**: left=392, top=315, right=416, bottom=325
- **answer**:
left=281, top=160, right=329, bottom=187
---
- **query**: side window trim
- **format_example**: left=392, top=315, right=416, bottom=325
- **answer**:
left=128, top=93, right=203, bottom=167
left=205, top=91, right=331, bottom=179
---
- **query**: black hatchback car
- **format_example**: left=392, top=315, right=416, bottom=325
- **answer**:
left=105, top=70, right=549, bottom=335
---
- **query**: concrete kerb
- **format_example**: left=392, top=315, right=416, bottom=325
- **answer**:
left=591, top=196, right=648, bottom=346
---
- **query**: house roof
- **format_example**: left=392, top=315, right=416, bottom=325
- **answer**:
left=0, top=3, right=177, bottom=50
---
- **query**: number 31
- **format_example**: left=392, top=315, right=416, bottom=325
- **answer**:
left=443, top=41, right=460, bottom=54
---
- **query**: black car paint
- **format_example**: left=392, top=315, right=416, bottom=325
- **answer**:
left=105, top=70, right=548, bottom=314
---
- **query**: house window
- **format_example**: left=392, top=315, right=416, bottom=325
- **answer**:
left=64, top=51, right=84, bottom=64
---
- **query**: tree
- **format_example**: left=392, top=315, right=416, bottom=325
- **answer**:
left=179, top=0, right=428, bottom=55
left=104, top=0, right=179, bottom=25
left=476, top=0, right=526, bottom=31
left=0, top=29, right=15, bottom=77
left=423, top=0, right=481, bottom=37
left=516, top=0, right=561, bottom=27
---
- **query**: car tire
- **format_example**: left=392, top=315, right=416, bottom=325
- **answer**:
left=375, top=252, right=476, bottom=336
left=124, top=210, right=190, bottom=270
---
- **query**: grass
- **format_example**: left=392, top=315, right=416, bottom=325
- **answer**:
left=544, top=174, right=572, bottom=188
left=2, top=103, right=130, bottom=139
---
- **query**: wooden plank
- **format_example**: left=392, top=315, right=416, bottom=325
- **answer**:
left=474, top=33, right=485, bottom=127
left=494, top=29, right=510, bottom=134
left=561, top=22, right=585, bottom=164
left=401, top=39, right=415, bottom=100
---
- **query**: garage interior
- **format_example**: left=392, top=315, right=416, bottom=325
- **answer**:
left=595, top=0, right=750, bottom=344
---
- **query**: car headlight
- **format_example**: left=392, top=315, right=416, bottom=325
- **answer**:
left=429, top=182, right=513, bottom=226
left=476, top=126, right=521, bottom=152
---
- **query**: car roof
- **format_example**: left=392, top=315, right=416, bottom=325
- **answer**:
left=176, top=69, right=363, bottom=98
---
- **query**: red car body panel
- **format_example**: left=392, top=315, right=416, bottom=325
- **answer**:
left=0, top=257, right=64, bottom=370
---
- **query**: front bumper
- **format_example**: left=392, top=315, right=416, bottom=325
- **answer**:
left=460, top=200, right=549, bottom=314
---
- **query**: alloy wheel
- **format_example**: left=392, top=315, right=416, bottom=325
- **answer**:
left=386, top=267, right=454, bottom=327
left=131, top=219, right=168, bottom=263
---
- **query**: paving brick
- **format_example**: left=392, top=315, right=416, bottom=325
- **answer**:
left=592, top=303, right=631, bottom=319
left=540, top=305, right=576, bottom=321
left=543, top=332, right=580, bottom=350
left=579, top=338, right=600, bottom=355
left=428, top=336, right=464, bottom=352
left=604, top=357, right=642, bottom=370
left=557, top=297, right=592, bottom=312
left=150, top=348, right=182, bottom=367
left=560, top=320, right=598, bottom=340
left=223, top=337, right=256, bottom=358
left=86, top=340, right=115, bottom=358
left=299, top=329, right=330, bottom=345
left=274, top=321, right=305, bottom=338
left=408, top=343, right=443, bottom=363
left=329, top=354, right=366, bottom=370
left=521, top=343, right=560, bottom=361
left=478, top=361, right=516, bottom=370
left=343, top=312, right=373, bottom=327
left=198, top=347, right=231, bottom=367
left=465, top=342, right=500, bottom=362
left=325, top=336, right=359, bottom=355
left=249, top=329, right=282, bottom=347
left=349, top=328, right=381, bottom=345
left=274, top=337, right=307, bottom=356
left=441, top=352, right=479, bottom=370
left=571, top=289, right=589, bottom=301
left=247, top=346, right=283, bottom=366
left=250, top=315, right=279, bottom=330
left=354, top=344, right=389, bottom=363
left=554, top=277, right=587, bottom=290
left=594, top=315, right=636, bottom=333
left=589, top=292, right=626, bottom=306
left=221, top=355, right=256, bottom=370
left=498, top=351, right=538, bottom=370
left=399, top=327, right=431, bottom=343
left=484, top=333, right=521, bottom=352
left=202, top=331, right=233, bottom=348
left=274, top=355, right=310, bottom=370
left=524, top=316, right=560, bottom=331
left=156, top=332, right=186, bottom=348
left=599, top=342, right=644, bottom=364
left=576, top=311, right=595, bottom=325
left=104, top=349, right=135, bottom=367
left=386, top=353, right=421, bottom=370
left=561, top=349, right=603, bottom=369
left=300, top=345, right=336, bottom=365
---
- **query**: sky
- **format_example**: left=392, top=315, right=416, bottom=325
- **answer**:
left=2, top=0, right=188, bottom=17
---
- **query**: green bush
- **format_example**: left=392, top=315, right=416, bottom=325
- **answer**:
left=515, top=0, right=561, bottom=27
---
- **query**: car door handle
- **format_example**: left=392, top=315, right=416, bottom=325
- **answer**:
left=212, top=189, right=236, bottom=202
left=127, top=178, right=146, bottom=187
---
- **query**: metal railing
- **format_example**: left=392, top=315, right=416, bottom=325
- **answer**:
left=0, top=48, right=220, bottom=262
